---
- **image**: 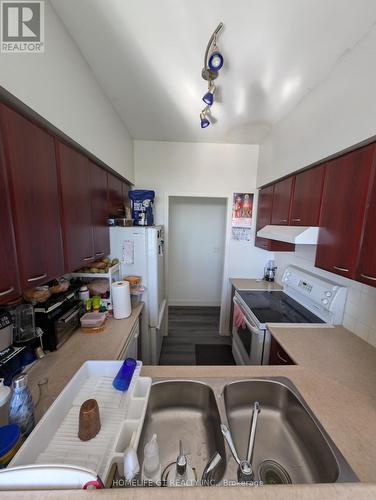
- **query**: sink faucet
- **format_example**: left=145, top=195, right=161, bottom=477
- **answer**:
left=221, top=401, right=261, bottom=483
left=201, top=452, right=222, bottom=485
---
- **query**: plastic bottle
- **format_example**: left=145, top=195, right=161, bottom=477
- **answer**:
left=8, top=373, right=35, bottom=437
left=141, top=434, right=161, bottom=484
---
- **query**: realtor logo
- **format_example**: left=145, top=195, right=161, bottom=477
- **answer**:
left=1, top=1, right=44, bottom=53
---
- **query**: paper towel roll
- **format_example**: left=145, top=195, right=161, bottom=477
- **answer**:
left=112, top=281, right=132, bottom=319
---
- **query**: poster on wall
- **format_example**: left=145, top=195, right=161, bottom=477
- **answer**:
left=232, top=193, right=254, bottom=241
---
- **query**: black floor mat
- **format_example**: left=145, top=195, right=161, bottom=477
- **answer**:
left=195, top=344, right=235, bottom=365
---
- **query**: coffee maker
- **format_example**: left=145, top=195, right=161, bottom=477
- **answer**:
left=264, top=260, right=277, bottom=282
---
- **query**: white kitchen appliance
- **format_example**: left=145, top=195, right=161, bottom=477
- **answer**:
left=232, top=266, right=347, bottom=365
left=110, top=226, right=166, bottom=365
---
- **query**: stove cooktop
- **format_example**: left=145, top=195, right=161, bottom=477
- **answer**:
left=237, top=290, right=324, bottom=325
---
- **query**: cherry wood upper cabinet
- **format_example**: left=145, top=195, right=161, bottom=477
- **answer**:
left=56, top=141, right=94, bottom=271
left=290, top=165, right=325, bottom=226
left=108, top=173, right=124, bottom=216
left=255, top=185, right=295, bottom=252
left=0, top=139, right=20, bottom=304
left=90, top=161, right=110, bottom=258
left=0, top=105, right=64, bottom=288
left=122, top=182, right=130, bottom=211
left=271, top=177, right=294, bottom=225
left=315, top=144, right=376, bottom=279
left=356, top=165, right=376, bottom=286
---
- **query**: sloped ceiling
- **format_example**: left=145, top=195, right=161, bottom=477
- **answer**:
left=51, top=0, right=376, bottom=143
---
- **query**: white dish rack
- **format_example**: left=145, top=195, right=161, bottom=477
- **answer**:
left=10, top=361, right=151, bottom=485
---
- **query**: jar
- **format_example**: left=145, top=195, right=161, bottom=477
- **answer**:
left=8, top=373, right=35, bottom=437
left=79, top=286, right=90, bottom=301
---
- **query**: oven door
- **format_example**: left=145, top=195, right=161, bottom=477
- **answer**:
left=232, top=296, right=265, bottom=365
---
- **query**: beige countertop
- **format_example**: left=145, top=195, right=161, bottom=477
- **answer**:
left=26, top=303, right=144, bottom=400
left=230, top=278, right=282, bottom=291
left=6, top=303, right=376, bottom=499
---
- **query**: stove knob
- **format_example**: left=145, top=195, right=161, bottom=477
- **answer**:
left=325, top=291, right=332, bottom=297
left=322, top=298, right=329, bottom=305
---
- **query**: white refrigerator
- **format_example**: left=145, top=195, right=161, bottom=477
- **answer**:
left=110, top=226, right=167, bottom=364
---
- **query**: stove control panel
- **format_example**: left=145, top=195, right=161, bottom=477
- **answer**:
left=282, top=265, right=347, bottom=324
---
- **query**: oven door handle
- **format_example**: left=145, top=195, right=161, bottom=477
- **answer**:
left=59, top=306, right=81, bottom=324
left=243, top=317, right=264, bottom=336
left=233, top=296, right=263, bottom=336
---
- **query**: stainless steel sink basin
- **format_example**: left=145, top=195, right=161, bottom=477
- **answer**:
left=137, top=380, right=226, bottom=484
left=223, top=378, right=358, bottom=484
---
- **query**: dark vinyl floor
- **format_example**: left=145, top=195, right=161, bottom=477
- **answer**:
left=159, top=306, right=233, bottom=365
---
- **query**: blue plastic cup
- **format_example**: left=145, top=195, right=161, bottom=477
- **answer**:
left=112, top=358, right=137, bottom=391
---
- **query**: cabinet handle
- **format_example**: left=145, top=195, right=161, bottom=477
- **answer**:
left=361, top=273, right=376, bottom=281
left=95, top=252, right=105, bottom=257
left=291, top=218, right=301, bottom=222
left=0, top=287, right=14, bottom=297
left=276, top=350, right=289, bottom=364
left=27, top=273, right=47, bottom=283
left=333, top=266, right=349, bottom=273
left=280, top=219, right=287, bottom=223
left=83, top=256, right=94, bottom=261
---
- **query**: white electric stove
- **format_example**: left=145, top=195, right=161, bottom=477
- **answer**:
left=232, top=266, right=348, bottom=365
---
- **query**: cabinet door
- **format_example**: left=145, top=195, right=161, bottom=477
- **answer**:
left=255, top=185, right=295, bottom=251
left=57, top=141, right=94, bottom=271
left=0, top=105, right=64, bottom=288
left=356, top=166, right=376, bottom=286
left=271, top=177, right=294, bottom=225
left=0, top=141, right=20, bottom=303
left=315, top=145, right=375, bottom=279
left=269, top=337, right=294, bottom=365
left=90, top=162, right=110, bottom=258
left=122, top=182, right=130, bottom=212
left=290, top=165, right=325, bottom=226
left=108, top=173, right=124, bottom=216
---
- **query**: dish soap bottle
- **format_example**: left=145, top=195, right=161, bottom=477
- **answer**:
left=141, top=433, right=161, bottom=485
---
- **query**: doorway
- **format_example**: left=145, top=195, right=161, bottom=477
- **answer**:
left=160, top=196, right=234, bottom=365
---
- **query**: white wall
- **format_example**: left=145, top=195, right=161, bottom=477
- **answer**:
left=134, top=140, right=273, bottom=334
left=168, top=197, right=227, bottom=306
left=0, top=1, right=134, bottom=181
left=274, top=246, right=376, bottom=348
left=257, top=23, right=376, bottom=187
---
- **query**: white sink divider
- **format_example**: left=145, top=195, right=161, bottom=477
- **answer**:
left=10, top=361, right=151, bottom=485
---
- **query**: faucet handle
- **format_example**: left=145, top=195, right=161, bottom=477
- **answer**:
left=220, top=424, right=241, bottom=465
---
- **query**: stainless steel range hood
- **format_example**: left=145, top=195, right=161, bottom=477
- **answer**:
left=257, top=225, right=319, bottom=244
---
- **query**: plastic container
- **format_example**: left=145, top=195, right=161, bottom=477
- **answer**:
left=78, top=286, right=90, bottom=301
left=0, top=424, right=21, bottom=468
left=113, top=358, right=137, bottom=391
left=130, top=286, right=145, bottom=308
left=141, top=433, right=161, bottom=484
left=80, top=312, right=106, bottom=328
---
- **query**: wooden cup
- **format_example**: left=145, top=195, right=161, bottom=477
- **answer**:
left=78, top=399, right=101, bottom=441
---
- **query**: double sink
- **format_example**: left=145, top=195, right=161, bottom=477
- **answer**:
left=137, top=377, right=357, bottom=486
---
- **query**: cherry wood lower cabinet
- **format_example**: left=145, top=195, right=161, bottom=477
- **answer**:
left=269, top=336, right=295, bottom=365
left=290, top=165, right=325, bottom=226
left=315, top=144, right=376, bottom=279
left=0, top=104, right=64, bottom=288
left=0, top=140, right=20, bottom=304
left=56, top=141, right=94, bottom=272
left=356, top=165, right=376, bottom=286
left=90, top=161, right=110, bottom=258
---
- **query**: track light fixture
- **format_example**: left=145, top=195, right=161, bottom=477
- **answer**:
left=200, top=22, right=224, bottom=128
left=202, top=83, right=216, bottom=106
left=200, top=107, right=211, bottom=128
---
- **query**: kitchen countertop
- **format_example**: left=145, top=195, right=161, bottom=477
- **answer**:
left=26, top=302, right=144, bottom=401
left=230, top=278, right=282, bottom=291
left=7, top=306, right=376, bottom=499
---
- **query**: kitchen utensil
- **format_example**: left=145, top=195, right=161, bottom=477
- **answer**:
left=78, top=399, right=101, bottom=441
left=13, top=304, right=36, bottom=346
left=113, top=358, right=137, bottom=391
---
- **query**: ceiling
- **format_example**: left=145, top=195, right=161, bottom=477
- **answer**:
left=51, top=0, right=376, bottom=144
